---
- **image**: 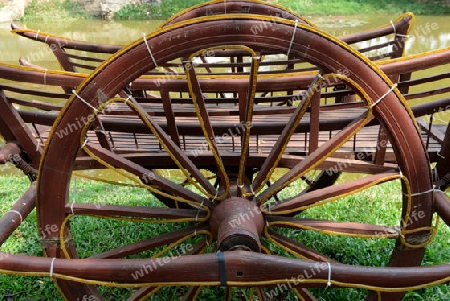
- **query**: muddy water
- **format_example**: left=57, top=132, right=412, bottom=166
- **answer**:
left=0, top=19, right=163, bottom=66
left=1, top=14, right=449, bottom=65
left=313, top=14, right=450, bottom=55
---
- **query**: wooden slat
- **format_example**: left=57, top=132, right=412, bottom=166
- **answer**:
left=416, top=117, right=446, bottom=144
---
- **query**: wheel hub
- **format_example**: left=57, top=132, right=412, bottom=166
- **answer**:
left=209, top=197, right=264, bottom=252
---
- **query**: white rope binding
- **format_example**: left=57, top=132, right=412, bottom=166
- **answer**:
left=125, top=94, right=133, bottom=105
left=143, top=33, right=158, bottom=67
left=43, top=69, right=47, bottom=85
left=286, top=20, right=299, bottom=57
left=49, top=257, right=56, bottom=279
left=211, top=190, right=219, bottom=202
left=370, top=83, right=397, bottom=108
left=249, top=185, right=255, bottom=195
left=8, top=210, right=23, bottom=223
left=326, top=262, right=332, bottom=288
left=73, top=90, right=98, bottom=113
left=71, top=177, right=77, bottom=215
left=404, top=187, right=441, bottom=197
left=390, top=20, right=409, bottom=38
left=81, top=137, right=90, bottom=149
left=70, top=202, right=75, bottom=215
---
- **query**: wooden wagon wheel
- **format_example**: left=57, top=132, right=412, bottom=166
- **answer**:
left=37, top=15, right=434, bottom=300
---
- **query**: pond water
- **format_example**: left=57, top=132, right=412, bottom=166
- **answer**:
left=1, top=14, right=449, bottom=66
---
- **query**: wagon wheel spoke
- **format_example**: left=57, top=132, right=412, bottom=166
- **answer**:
left=127, top=239, right=209, bottom=300
left=261, top=231, right=319, bottom=300
left=226, top=287, right=233, bottom=300
left=171, top=238, right=216, bottom=301
left=97, top=96, right=217, bottom=199
left=185, top=52, right=230, bottom=199
left=65, top=203, right=207, bottom=221
left=265, top=228, right=338, bottom=263
left=252, top=71, right=373, bottom=198
left=127, top=286, right=161, bottom=301
left=182, top=287, right=204, bottom=301
left=257, top=112, right=371, bottom=204
left=237, top=52, right=260, bottom=194
left=267, top=216, right=399, bottom=238
left=252, top=73, right=324, bottom=194
left=89, top=224, right=209, bottom=259
left=294, top=288, right=318, bottom=301
left=314, top=157, right=397, bottom=174
left=83, top=143, right=212, bottom=208
left=264, top=172, right=401, bottom=215
left=124, top=96, right=217, bottom=197
left=160, top=89, right=182, bottom=147
left=256, top=287, right=276, bottom=301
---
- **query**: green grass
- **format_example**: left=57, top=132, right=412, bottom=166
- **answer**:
left=114, top=0, right=205, bottom=20
left=0, top=174, right=449, bottom=300
left=19, top=0, right=450, bottom=22
left=20, top=0, right=88, bottom=22
left=113, top=0, right=450, bottom=20
left=0, top=176, right=59, bottom=300
left=279, top=0, right=450, bottom=15
left=273, top=177, right=450, bottom=300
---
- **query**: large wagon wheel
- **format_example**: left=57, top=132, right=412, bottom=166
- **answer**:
left=37, top=15, right=434, bottom=300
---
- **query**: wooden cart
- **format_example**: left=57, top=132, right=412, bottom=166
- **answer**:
left=0, top=1, right=449, bottom=300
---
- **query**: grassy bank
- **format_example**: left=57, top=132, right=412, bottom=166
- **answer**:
left=279, top=0, right=450, bottom=16
left=0, top=174, right=449, bottom=300
left=113, top=0, right=450, bottom=20
left=20, top=0, right=88, bottom=22
left=19, top=0, right=449, bottom=22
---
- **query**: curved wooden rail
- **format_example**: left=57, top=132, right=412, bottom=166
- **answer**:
left=11, top=8, right=414, bottom=74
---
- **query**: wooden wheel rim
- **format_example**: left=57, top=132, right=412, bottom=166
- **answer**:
left=37, top=15, right=433, bottom=300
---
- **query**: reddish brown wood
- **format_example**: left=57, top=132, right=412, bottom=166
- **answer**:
left=0, top=142, right=20, bottom=163
left=266, top=228, right=338, bottom=263
left=0, top=182, right=36, bottom=244
left=434, top=191, right=450, bottom=227
left=32, top=14, right=434, bottom=301
left=210, top=197, right=264, bottom=251
left=0, top=2, right=447, bottom=300
left=267, top=172, right=399, bottom=214
left=436, top=124, right=450, bottom=186
left=0, top=251, right=450, bottom=288
left=90, top=224, right=208, bottom=259
left=11, top=8, right=412, bottom=77
left=84, top=143, right=213, bottom=208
